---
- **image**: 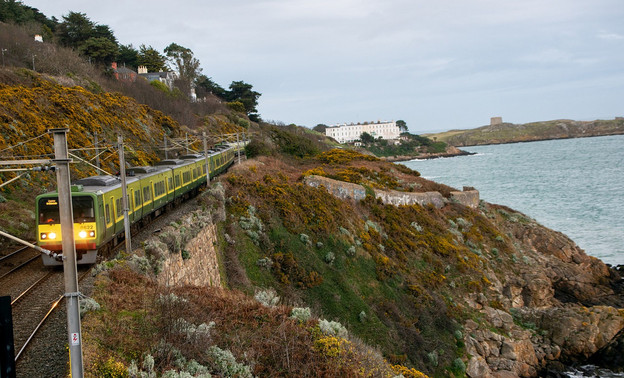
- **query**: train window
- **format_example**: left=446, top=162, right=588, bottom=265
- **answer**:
left=168, top=177, right=173, bottom=191
left=73, top=196, right=94, bottom=223
left=143, top=186, right=151, bottom=202
left=154, top=181, right=165, bottom=196
left=38, top=197, right=59, bottom=223
left=134, top=190, right=141, bottom=207
left=105, top=204, right=111, bottom=224
left=116, top=198, right=122, bottom=217
left=183, top=171, right=191, bottom=183
left=175, top=175, right=181, bottom=187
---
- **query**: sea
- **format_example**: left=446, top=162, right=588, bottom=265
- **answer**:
left=403, top=134, right=624, bottom=266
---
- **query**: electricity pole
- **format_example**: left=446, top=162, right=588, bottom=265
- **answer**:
left=50, top=128, right=83, bottom=377
left=236, top=133, right=241, bottom=165
left=117, top=136, right=132, bottom=254
left=202, top=132, right=210, bottom=186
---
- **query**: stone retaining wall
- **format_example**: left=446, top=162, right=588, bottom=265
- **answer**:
left=157, top=224, right=222, bottom=288
left=304, top=175, right=479, bottom=209
left=304, top=175, right=367, bottom=201
left=375, top=189, right=446, bottom=208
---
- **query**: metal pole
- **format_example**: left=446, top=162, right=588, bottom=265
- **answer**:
left=50, top=128, right=83, bottom=377
left=236, top=133, right=241, bottom=165
left=203, top=132, right=210, bottom=186
left=185, top=133, right=189, bottom=154
left=94, top=133, right=100, bottom=170
left=31, top=54, right=35, bottom=71
left=164, top=135, right=168, bottom=159
left=117, top=136, right=132, bottom=254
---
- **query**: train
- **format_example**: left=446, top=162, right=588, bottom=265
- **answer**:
left=35, top=143, right=241, bottom=266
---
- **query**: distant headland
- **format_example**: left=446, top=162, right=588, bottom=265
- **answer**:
left=424, top=117, right=624, bottom=147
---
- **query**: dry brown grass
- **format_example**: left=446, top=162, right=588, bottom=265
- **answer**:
left=82, top=265, right=408, bottom=376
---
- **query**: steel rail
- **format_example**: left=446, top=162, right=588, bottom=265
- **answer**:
left=11, top=271, right=55, bottom=306
left=14, top=270, right=90, bottom=362
left=0, top=246, right=28, bottom=263
left=0, top=254, right=40, bottom=280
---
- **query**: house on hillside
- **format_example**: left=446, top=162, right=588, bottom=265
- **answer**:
left=137, top=66, right=176, bottom=90
left=111, top=62, right=137, bottom=82
left=325, top=120, right=400, bottom=144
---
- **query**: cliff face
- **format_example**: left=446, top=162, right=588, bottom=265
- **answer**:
left=461, top=204, right=624, bottom=376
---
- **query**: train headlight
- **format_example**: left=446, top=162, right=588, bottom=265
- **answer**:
left=48, top=232, right=57, bottom=240
left=40, top=233, right=47, bottom=239
left=79, top=230, right=87, bottom=239
left=89, top=231, right=95, bottom=237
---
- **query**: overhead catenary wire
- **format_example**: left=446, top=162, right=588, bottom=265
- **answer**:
left=0, top=132, right=51, bottom=154
left=68, top=152, right=113, bottom=176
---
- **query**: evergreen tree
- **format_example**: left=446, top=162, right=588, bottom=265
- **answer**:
left=137, top=44, right=167, bottom=72
left=56, top=11, right=95, bottom=48
left=118, top=44, right=139, bottom=70
left=195, top=74, right=226, bottom=99
left=226, top=80, right=261, bottom=116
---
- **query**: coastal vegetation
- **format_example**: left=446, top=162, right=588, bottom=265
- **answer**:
left=360, top=132, right=448, bottom=158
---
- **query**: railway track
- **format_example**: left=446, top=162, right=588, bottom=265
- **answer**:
left=12, top=269, right=90, bottom=364
left=0, top=246, right=41, bottom=280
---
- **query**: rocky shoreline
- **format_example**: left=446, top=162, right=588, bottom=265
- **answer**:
left=380, top=145, right=476, bottom=162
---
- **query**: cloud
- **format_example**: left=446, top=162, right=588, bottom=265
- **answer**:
left=598, top=31, right=624, bottom=40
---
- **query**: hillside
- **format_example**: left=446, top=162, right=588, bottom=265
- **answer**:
left=78, top=145, right=624, bottom=377
left=425, top=118, right=624, bottom=146
left=0, top=68, right=249, bottom=243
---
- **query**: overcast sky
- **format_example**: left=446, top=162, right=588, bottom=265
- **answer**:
left=24, top=0, right=624, bottom=133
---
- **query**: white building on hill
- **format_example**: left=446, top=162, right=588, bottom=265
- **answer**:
left=325, top=120, right=400, bottom=144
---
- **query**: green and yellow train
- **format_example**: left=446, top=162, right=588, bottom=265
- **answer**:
left=36, top=144, right=239, bottom=266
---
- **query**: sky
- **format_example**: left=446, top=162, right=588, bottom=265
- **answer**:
left=24, top=0, right=624, bottom=133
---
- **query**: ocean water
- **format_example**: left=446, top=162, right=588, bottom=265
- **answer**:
left=403, top=134, right=624, bottom=266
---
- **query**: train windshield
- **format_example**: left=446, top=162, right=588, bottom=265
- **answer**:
left=73, top=196, right=95, bottom=223
left=38, top=196, right=94, bottom=224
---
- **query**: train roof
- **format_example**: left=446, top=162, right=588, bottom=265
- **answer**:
left=70, top=175, right=139, bottom=194
left=155, top=159, right=185, bottom=166
left=73, top=175, right=121, bottom=187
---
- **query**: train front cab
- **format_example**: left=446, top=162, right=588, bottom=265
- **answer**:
left=36, top=189, right=99, bottom=266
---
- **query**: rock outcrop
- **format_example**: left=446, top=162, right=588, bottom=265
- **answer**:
left=463, top=205, right=624, bottom=377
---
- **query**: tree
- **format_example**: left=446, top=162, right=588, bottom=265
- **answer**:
left=56, top=12, right=95, bottom=48
left=313, top=124, right=328, bottom=133
left=226, top=80, right=261, bottom=116
left=164, top=42, right=201, bottom=83
left=195, top=75, right=226, bottom=98
left=118, top=44, right=139, bottom=70
left=93, top=24, right=117, bottom=44
left=396, top=120, right=408, bottom=132
left=137, top=44, right=167, bottom=72
left=78, top=37, right=118, bottom=65
left=360, top=132, right=374, bottom=144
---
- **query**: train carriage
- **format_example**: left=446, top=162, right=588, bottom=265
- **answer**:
left=36, top=143, right=241, bottom=266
